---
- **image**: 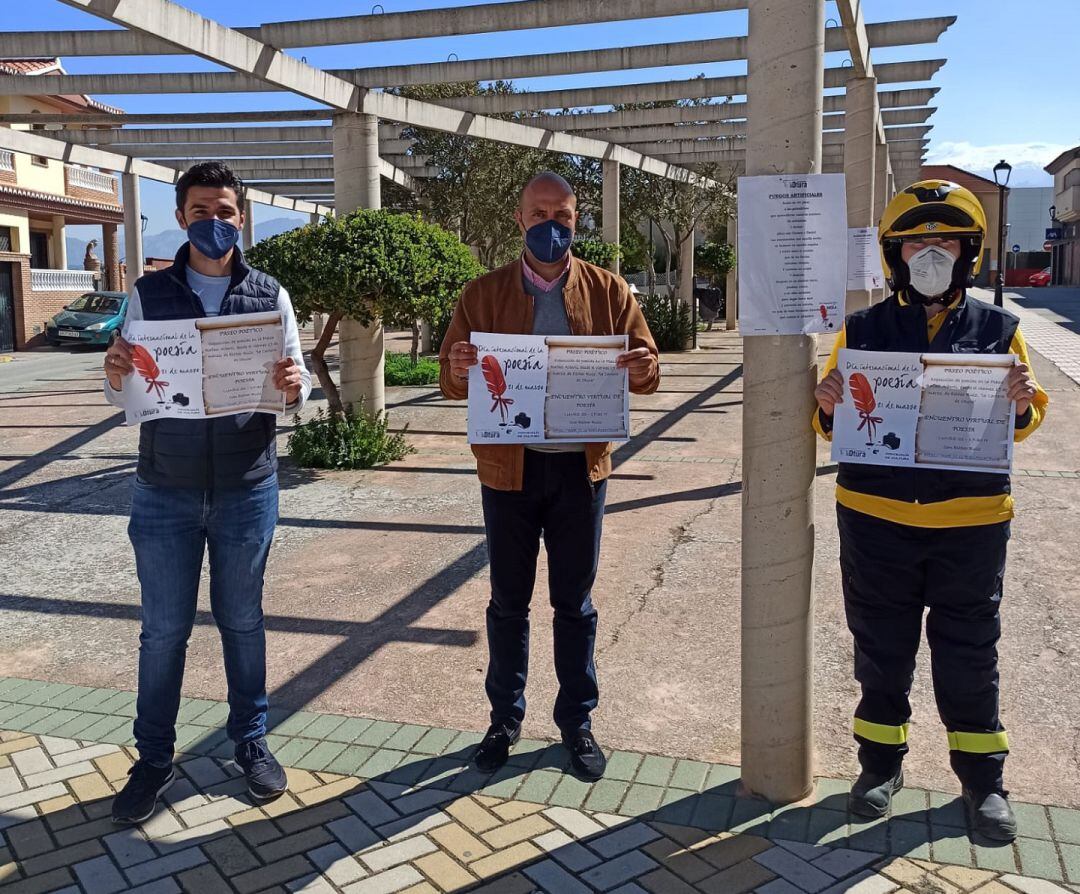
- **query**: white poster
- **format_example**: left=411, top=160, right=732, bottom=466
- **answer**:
left=467, top=333, right=629, bottom=445
left=737, top=173, right=848, bottom=335
left=121, top=312, right=285, bottom=425
left=847, top=226, right=886, bottom=291
left=831, top=349, right=1016, bottom=474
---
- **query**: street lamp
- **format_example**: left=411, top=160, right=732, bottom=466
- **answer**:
left=1049, top=204, right=1057, bottom=222
left=140, top=213, right=148, bottom=234
left=992, top=159, right=1012, bottom=307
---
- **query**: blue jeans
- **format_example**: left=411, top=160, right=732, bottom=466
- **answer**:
left=480, top=451, right=606, bottom=735
left=129, top=475, right=278, bottom=766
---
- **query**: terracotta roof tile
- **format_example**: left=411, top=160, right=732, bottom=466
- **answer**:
left=0, top=59, right=62, bottom=75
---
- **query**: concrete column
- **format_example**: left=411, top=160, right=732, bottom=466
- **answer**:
left=51, top=215, right=67, bottom=271
left=102, top=223, right=121, bottom=292
left=725, top=216, right=738, bottom=330
left=333, top=112, right=384, bottom=414
left=242, top=199, right=255, bottom=250
left=122, top=172, right=143, bottom=291
left=679, top=228, right=695, bottom=348
left=844, top=77, right=877, bottom=315
left=602, top=159, right=621, bottom=275
left=740, top=0, right=823, bottom=804
left=309, top=211, right=325, bottom=340
left=873, top=139, right=890, bottom=303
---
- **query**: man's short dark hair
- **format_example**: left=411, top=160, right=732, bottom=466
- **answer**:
left=176, top=161, right=246, bottom=211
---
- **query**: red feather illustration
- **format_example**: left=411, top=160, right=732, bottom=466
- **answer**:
left=819, top=304, right=828, bottom=322
left=131, top=344, right=170, bottom=401
left=481, top=354, right=514, bottom=423
left=848, top=372, right=883, bottom=445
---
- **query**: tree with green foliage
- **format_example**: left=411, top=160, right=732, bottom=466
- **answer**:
left=695, top=241, right=736, bottom=287
left=248, top=210, right=484, bottom=414
left=570, top=238, right=622, bottom=269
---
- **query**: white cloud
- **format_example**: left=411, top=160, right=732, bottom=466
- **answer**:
left=925, top=141, right=1071, bottom=187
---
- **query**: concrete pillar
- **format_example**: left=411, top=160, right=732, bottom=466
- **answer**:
left=679, top=229, right=695, bottom=348
left=51, top=215, right=67, bottom=271
left=122, top=172, right=143, bottom=291
left=333, top=112, right=384, bottom=414
left=844, top=77, right=877, bottom=315
left=725, top=216, right=738, bottom=330
left=873, top=139, right=890, bottom=303
left=309, top=211, right=325, bottom=340
left=102, top=223, right=121, bottom=292
left=740, top=0, right=823, bottom=804
left=602, top=159, right=621, bottom=275
left=242, top=199, right=255, bottom=250
left=420, top=320, right=434, bottom=354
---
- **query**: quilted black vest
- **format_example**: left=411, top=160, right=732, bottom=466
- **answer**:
left=135, top=244, right=281, bottom=489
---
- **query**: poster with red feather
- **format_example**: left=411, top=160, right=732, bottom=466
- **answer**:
left=467, top=333, right=629, bottom=444
left=832, top=349, right=1016, bottom=473
left=120, top=312, right=284, bottom=424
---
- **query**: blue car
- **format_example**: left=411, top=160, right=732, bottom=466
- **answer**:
left=46, top=291, right=128, bottom=347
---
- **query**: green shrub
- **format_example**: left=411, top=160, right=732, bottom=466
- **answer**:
left=287, top=404, right=415, bottom=470
left=638, top=294, right=694, bottom=352
left=385, top=351, right=440, bottom=386
left=572, top=238, right=622, bottom=268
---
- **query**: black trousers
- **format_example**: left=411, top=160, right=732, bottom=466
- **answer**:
left=837, top=504, right=1010, bottom=793
left=480, top=451, right=606, bottom=735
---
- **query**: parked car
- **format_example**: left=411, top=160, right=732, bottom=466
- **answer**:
left=1028, top=267, right=1052, bottom=287
left=45, top=291, right=128, bottom=347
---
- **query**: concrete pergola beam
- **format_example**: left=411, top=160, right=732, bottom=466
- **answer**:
left=113, top=142, right=334, bottom=158
left=0, top=59, right=943, bottom=103
left=55, top=124, right=407, bottom=146
left=0, top=125, right=333, bottom=216
left=50, top=0, right=710, bottom=187
left=0, top=110, right=333, bottom=126
left=0, top=0, right=739, bottom=57
left=824, top=87, right=939, bottom=113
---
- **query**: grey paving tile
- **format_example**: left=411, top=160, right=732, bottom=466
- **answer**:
left=604, top=752, right=643, bottom=783
left=73, top=854, right=127, bottom=894
left=584, top=779, right=630, bottom=814
left=634, top=755, right=675, bottom=787
left=669, top=760, right=709, bottom=792
left=516, top=770, right=562, bottom=805
left=1017, top=835, right=1065, bottom=881
left=619, top=783, right=664, bottom=817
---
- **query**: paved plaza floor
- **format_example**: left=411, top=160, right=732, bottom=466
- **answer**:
left=1, top=288, right=1079, bottom=892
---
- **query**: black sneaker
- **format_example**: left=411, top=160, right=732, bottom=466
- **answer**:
left=563, top=729, right=606, bottom=781
left=849, top=768, right=904, bottom=818
left=963, top=788, right=1017, bottom=842
left=235, top=738, right=288, bottom=801
left=112, top=761, right=176, bottom=825
left=474, top=723, right=521, bottom=773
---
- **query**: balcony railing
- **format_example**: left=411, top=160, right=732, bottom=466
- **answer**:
left=0, top=149, right=13, bottom=173
left=65, top=165, right=118, bottom=195
left=31, top=269, right=97, bottom=292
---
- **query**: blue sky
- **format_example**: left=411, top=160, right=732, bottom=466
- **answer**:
left=10, top=0, right=1079, bottom=237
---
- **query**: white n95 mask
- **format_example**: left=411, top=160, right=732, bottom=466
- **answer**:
left=907, top=245, right=956, bottom=299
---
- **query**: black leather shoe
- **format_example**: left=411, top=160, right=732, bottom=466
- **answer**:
left=964, top=788, right=1017, bottom=842
left=112, top=761, right=176, bottom=824
left=563, top=729, right=607, bottom=781
left=474, top=723, right=520, bottom=773
left=235, top=738, right=288, bottom=801
left=849, top=768, right=904, bottom=818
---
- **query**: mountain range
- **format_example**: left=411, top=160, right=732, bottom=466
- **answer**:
left=65, top=216, right=306, bottom=268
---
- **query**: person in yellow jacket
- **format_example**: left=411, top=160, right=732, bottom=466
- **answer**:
left=813, top=180, right=1048, bottom=841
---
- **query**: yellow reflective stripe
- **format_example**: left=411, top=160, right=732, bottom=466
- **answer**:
left=854, top=718, right=909, bottom=746
left=947, top=730, right=1010, bottom=754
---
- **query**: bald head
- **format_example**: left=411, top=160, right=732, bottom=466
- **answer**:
left=515, top=171, right=578, bottom=252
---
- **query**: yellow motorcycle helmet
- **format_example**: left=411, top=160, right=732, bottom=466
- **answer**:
left=879, top=179, right=987, bottom=299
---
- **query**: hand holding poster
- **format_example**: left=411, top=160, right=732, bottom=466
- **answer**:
left=121, top=311, right=285, bottom=425
left=831, top=349, right=1016, bottom=474
left=467, top=333, right=629, bottom=444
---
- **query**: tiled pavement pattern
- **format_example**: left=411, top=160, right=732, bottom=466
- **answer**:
left=1, top=680, right=1080, bottom=893
left=1000, top=292, right=1080, bottom=388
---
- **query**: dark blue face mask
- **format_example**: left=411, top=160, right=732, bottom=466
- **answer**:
left=186, top=218, right=240, bottom=261
left=524, top=219, right=573, bottom=264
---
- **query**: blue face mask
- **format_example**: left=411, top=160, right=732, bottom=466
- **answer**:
left=524, top=219, right=573, bottom=264
left=186, top=218, right=240, bottom=260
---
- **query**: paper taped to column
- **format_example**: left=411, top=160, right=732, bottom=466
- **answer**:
left=737, top=173, right=848, bottom=335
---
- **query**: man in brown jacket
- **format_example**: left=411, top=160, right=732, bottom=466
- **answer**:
left=440, top=172, right=660, bottom=780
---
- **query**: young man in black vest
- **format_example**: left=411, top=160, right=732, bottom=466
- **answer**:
left=103, top=162, right=311, bottom=824
left=813, top=180, right=1047, bottom=841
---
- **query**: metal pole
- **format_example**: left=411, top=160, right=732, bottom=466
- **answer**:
left=995, top=184, right=1006, bottom=307
left=740, top=0, right=823, bottom=804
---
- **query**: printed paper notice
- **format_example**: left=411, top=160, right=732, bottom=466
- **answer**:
left=121, top=311, right=285, bottom=425
left=737, top=173, right=848, bottom=335
left=847, top=226, right=886, bottom=291
left=468, top=333, right=629, bottom=444
left=831, top=349, right=1016, bottom=474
